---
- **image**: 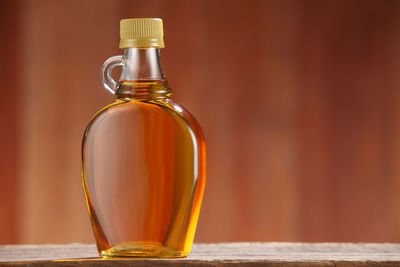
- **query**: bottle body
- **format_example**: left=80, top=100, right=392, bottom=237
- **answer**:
left=82, top=81, right=206, bottom=257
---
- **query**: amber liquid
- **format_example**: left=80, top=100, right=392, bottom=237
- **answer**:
left=82, top=81, right=206, bottom=257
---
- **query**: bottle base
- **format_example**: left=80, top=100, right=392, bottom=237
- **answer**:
left=100, top=242, right=187, bottom=258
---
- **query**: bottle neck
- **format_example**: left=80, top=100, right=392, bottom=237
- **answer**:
left=116, top=48, right=171, bottom=100
left=120, top=48, right=165, bottom=80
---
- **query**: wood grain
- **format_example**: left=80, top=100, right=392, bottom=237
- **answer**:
left=2, top=243, right=400, bottom=266
left=0, top=0, right=21, bottom=244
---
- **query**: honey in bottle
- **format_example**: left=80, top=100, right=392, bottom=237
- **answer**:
left=81, top=18, right=206, bottom=258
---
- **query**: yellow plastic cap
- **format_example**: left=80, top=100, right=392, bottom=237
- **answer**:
left=119, top=18, right=164, bottom=49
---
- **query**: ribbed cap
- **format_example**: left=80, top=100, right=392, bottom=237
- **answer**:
left=119, top=18, right=164, bottom=49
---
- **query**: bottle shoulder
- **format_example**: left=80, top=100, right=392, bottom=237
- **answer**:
left=84, top=99, right=204, bottom=140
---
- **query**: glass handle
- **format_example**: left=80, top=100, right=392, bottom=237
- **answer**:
left=101, top=55, right=123, bottom=94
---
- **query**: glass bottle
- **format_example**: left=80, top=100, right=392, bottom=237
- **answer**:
left=81, top=18, right=206, bottom=258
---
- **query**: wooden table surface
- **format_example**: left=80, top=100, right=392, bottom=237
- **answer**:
left=1, top=243, right=400, bottom=266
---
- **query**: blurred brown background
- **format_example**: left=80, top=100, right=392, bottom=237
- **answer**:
left=2, top=0, right=400, bottom=244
